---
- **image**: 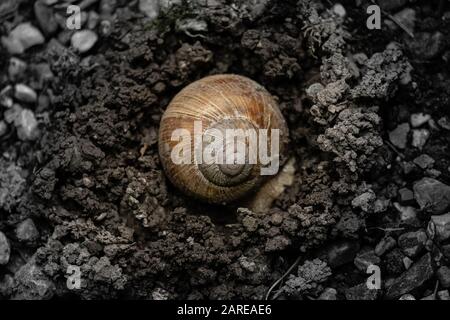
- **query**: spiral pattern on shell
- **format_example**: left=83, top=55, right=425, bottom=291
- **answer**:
left=158, top=74, right=289, bottom=204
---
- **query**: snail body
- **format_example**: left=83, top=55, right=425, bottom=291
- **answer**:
left=158, top=74, right=289, bottom=204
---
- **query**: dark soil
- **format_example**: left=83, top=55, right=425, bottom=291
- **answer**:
left=1, top=0, right=450, bottom=300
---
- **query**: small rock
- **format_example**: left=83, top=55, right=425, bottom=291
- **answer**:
left=14, top=84, right=37, bottom=104
left=306, top=83, right=324, bottom=99
left=398, top=188, right=414, bottom=204
left=411, top=129, right=430, bottom=149
left=0, top=274, right=14, bottom=298
left=413, top=154, right=435, bottom=169
left=374, top=198, right=390, bottom=213
left=394, top=203, right=420, bottom=226
left=398, top=230, right=427, bottom=258
left=389, top=8, right=416, bottom=33
left=139, top=0, right=160, bottom=19
left=389, top=123, right=410, bottom=149
left=354, top=250, right=381, bottom=272
left=34, top=0, right=58, bottom=35
left=4, top=103, right=22, bottom=124
left=438, top=117, right=450, bottom=130
left=16, top=109, right=39, bottom=141
left=15, top=218, right=39, bottom=242
left=351, top=190, right=376, bottom=213
left=437, top=290, right=450, bottom=300
left=385, top=253, right=434, bottom=299
left=151, top=287, right=169, bottom=300
left=71, top=30, right=98, bottom=53
left=87, top=11, right=100, bottom=29
left=385, top=248, right=406, bottom=275
left=324, top=241, right=360, bottom=268
left=403, top=256, right=413, bottom=270
left=1, top=23, right=45, bottom=54
left=410, top=113, right=430, bottom=128
left=375, top=236, right=396, bottom=256
left=8, top=58, right=27, bottom=80
left=345, top=283, right=379, bottom=300
left=332, top=4, right=346, bottom=18
left=318, top=287, right=337, bottom=300
left=413, top=178, right=450, bottom=214
left=442, top=244, right=450, bottom=259
left=407, top=31, right=445, bottom=60
left=430, top=213, right=450, bottom=241
left=399, top=294, right=416, bottom=300
left=0, top=121, right=7, bottom=137
left=0, top=231, right=11, bottom=265
left=437, top=266, right=450, bottom=288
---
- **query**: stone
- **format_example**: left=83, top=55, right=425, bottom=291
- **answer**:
left=398, top=188, right=414, bottom=204
left=139, top=0, right=160, bottom=19
left=15, top=218, right=39, bottom=242
left=399, top=294, right=415, bottom=300
left=0, top=121, right=7, bottom=137
left=8, top=58, right=27, bottom=80
left=389, top=123, right=409, bottom=149
left=375, top=236, right=396, bottom=256
left=345, top=283, right=379, bottom=300
left=390, top=8, right=416, bottom=33
left=71, top=30, right=98, bottom=53
left=398, top=230, right=427, bottom=258
left=413, top=154, right=435, bottom=169
left=442, top=244, right=450, bottom=259
left=385, top=253, right=434, bottom=299
left=324, top=241, right=360, bottom=268
left=411, top=129, right=430, bottom=149
left=16, top=109, right=39, bottom=141
left=4, top=103, right=22, bottom=124
left=438, top=117, right=450, bottom=130
left=413, top=178, right=450, bottom=214
left=14, top=84, right=37, bottom=104
left=437, top=266, right=450, bottom=288
left=354, top=250, right=380, bottom=272
left=332, top=4, right=346, bottom=18
left=318, top=287, right=337, bottom=300
left=394, top=203, right=420, bottom=227
left=407, top=32, right=445, bottom=60
left=351, top=190, right=376, bottom=213
left=410, top=113, right=430, bottom=128
left=403, top=256, right=413, bottom=270
left=12, top=257, right=55, bottom=300
left=34, top=0, right=58, bottom=35
left=1, top=23, right=45, bottom=54
left=430, top=213, right=450, bottom=241
left=437, top=290, right=450, bottom=300
left=0, top=231, right=11, bottom=265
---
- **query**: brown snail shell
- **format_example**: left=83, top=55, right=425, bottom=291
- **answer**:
left=158, top=74, right=289, bottom=204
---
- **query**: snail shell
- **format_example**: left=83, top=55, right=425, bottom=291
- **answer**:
left=158, top=74, right=289, bottom=204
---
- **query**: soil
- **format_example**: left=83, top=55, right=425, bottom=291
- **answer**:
left=1, top=0, right=450, bottom=300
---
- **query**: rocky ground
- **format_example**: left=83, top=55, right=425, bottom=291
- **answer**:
left=0, top=0, right=450, bottom=300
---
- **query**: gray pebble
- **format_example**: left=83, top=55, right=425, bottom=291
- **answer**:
left=410, top=112, right=430, bottom=128
left=413, top=178, right=450, bottom=214
left=34, top=0, right=58, bottom=35
left=15, top=218, right=40, bottom=242
left=389, top=123, right=410, bottom=149
left=16, top=109, right=40, bottom=141
left=398, top=230, right=427, bottom=258
left=430, top=213, right=450, bottom=241
left=413, top=154, right=435, bottom=169
left=71, top=30, right=98, bottom=53
left=375, top=236, right=396, bottom=256
left=14, top=84, right=37, bottom=104
left=139, top=0, right=160, bottom=19
left=437, top=266, right=450, bottom=288
left=411, top=129, right=430, bottom=149
left=1, top=23, right=45, bottom=54
left=0, top=231, right=11, bottom=265
left=8, top=58, right=27, bottom=80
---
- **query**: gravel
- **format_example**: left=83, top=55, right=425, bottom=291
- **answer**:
left=1, top=22, right=45, bottom=54
left=71, top=30, right=98, bottom=53
left=413, top=178, right=450, bottom=214
left=14, top=84, right=37, bottom=104
left=375, top=236, right=396, bottom=256
left=16, top=109, right=39, bottom=141
left=410, top=113, right=431, bottom=128
left=15, top=219, right=39, bottom=243
left=413, top=154, right=435, bottom=169
left=437, top=266, right=450, bottom=288
left=398, top=230, right=427, bottom=258
left=411, top=129, right=430, bottom=149
left=0, top=231, right=11, bottom=265
left=429, top=213, right=450, bottom=241
left=389, top=123, right=410, bottom=149
left=385, top=253, right=434, bottom=299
